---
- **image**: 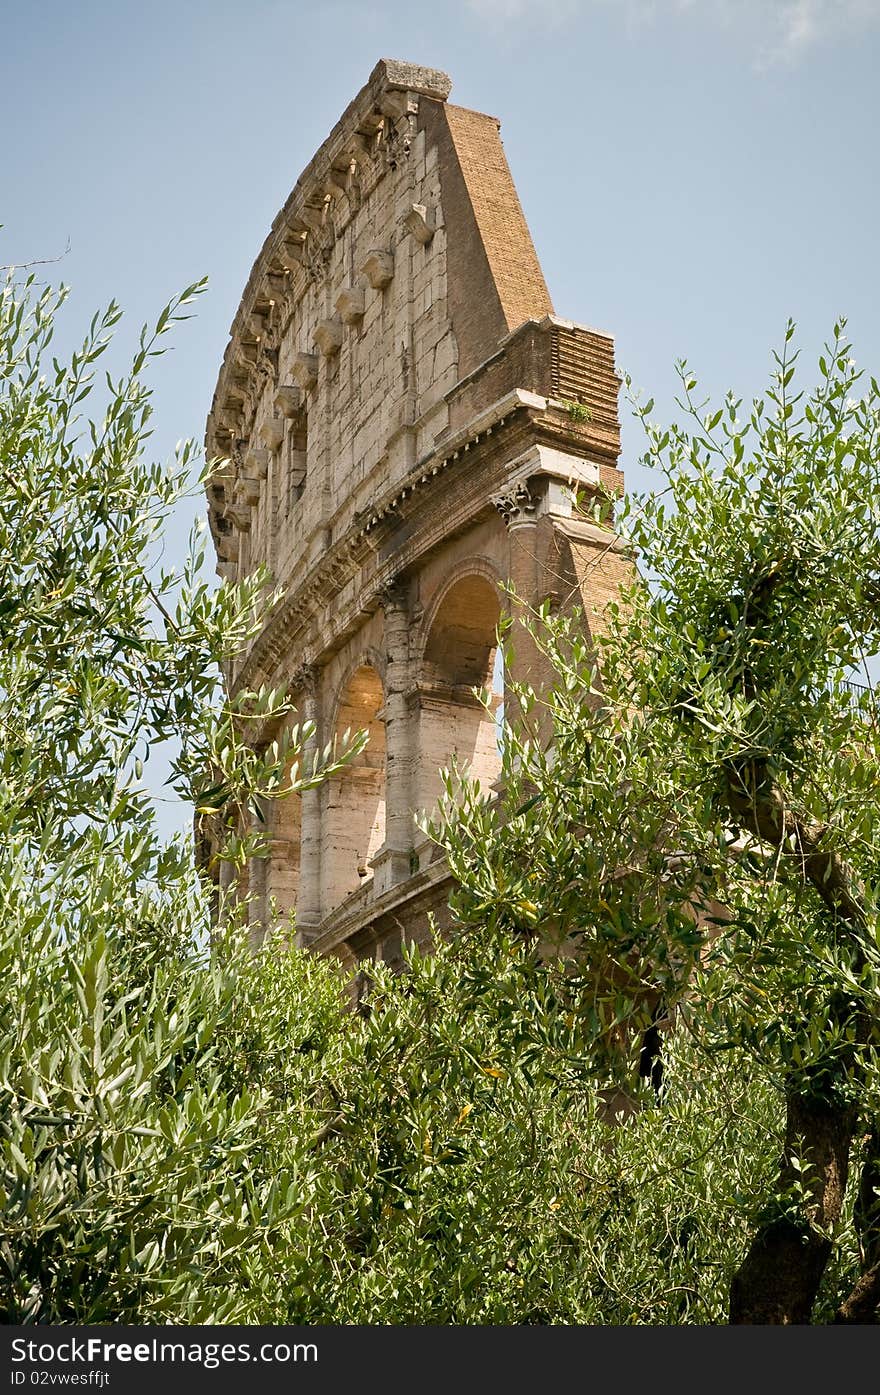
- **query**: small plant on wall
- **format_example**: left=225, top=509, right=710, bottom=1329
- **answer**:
left=563, top=399, right=592, bottom=423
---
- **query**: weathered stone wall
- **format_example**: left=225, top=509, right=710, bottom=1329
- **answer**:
left=203, top=59, right=626, bottom=967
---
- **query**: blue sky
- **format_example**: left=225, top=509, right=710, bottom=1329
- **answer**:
left=3, top=0, right=879, bottom=828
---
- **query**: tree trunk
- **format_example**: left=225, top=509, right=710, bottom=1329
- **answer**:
left=729, top=1089, right=858, bottom=1323
left=835, top=1260, right=880, bottom=1323
left=723, top=760, right=867, bottom=1323
left=854, top=1122, right=880, bottom=1269
left=835, top=1122, right=880, bottom=1322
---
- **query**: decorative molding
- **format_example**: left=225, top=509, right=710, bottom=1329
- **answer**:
left=231, top=401, right=531, bottom=699
left=308, top=856, right=452, bottom=959
left=491, top=481, right=536, bottom=529
left=289, top=662, right=319, bottom=698
left=378, top=578, right=409, bottom=614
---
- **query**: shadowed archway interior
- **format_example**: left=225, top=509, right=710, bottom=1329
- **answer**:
left=416, top=573, right=503, bottom=837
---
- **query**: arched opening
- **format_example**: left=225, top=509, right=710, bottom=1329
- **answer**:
left=416, top=573, right=503, bottom=837
left=321, top=664, right=386, bottom=913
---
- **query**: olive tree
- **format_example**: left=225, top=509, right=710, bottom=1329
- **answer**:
left=5, top=256, right=878, bottom=1326
left=0, top=268, right=358, bottom=1321
left=431, top=321, right=880, bottom=1323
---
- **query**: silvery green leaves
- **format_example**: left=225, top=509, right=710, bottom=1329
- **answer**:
left=0, top=270, right=359, bottom=1321
left=427, top=325, right=880, bottom=1321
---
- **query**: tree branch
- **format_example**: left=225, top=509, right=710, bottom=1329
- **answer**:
left=1, top=239, right=71, bottom=272
left=725, top=763, right=867, bottom=933
left=834, top=1258, right=880, bottom=1323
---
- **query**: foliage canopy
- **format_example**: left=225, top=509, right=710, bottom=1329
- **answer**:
left=2, top=271, right=879, bottom=1323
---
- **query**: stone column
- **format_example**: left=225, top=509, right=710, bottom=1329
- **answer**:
left=263, top=787, right=299, bottom=938
left=372, top=581, right=414, bottom=893
left=493, top=482, right=544, bottom=714
left=296, top=668, right=323, bottom=942
left=247, top=800, right=268, bottom=951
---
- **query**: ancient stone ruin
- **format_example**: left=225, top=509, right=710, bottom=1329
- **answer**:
left=203, top=58, right=627, bottom=972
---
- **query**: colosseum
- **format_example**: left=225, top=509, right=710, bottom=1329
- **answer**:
left=203, top=58, right=627, bottom=974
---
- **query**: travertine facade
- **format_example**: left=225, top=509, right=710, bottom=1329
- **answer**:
left=203, top=59, right=627, bottom=971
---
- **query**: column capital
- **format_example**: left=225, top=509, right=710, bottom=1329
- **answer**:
left=492, top=481, right=537, bottom=530
left=377, top=576, right=409, bottom=615
left=289, top=661, right=320, bottom=699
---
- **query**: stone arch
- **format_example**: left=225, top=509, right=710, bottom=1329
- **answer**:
left=321, top=660, right=387, bottom=913
left=417, top=557, right=504, bottom=669
left=328, top=647, right=388, bottom=708
left=415, top=565, right=504, bottom=834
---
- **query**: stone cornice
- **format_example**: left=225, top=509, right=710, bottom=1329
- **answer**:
left=309, top=856, right=453, bottom=956
left=361, top=387, right=544, bottom=536
left=552, top=515, right=631, bottom=555
left=232, top=388, right=543, bottom=697
left=231, top=381, right=620, bottom=713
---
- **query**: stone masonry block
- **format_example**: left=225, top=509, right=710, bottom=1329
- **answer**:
left=259, top=417, right=285, bottom=450
left=292, top=353, right=318, bottom=390
left=274, top=384, right=303, bottom=417
left=360, top=248, right=394, bottom=289
left=314, top=318, right=344, bottom=356
left=335, top=286, right=366, bottom=324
